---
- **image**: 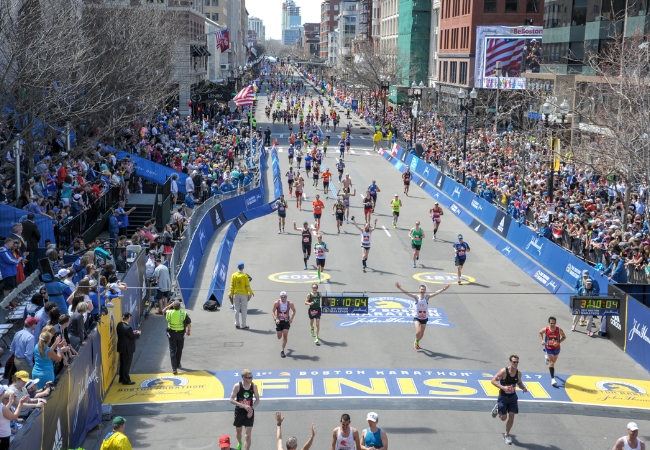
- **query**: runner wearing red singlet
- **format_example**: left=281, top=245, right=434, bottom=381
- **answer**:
left=429, top=202, right=444, bottom=240
left=538, top=316, right=566, bottom=387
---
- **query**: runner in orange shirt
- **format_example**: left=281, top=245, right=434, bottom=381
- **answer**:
left=321, top=168, right=332, bottom=199
left=312, top=194, right=325, bottom=230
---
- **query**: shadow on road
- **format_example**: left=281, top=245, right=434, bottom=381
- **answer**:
left=285, top=349, right=320, bottom=361
left=316, top=338, right=347, bottom=347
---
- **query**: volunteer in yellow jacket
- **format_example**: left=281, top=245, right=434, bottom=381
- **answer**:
left=100, top=416, right=132, bottom=450
left=229, top=262, right=254, bottom=330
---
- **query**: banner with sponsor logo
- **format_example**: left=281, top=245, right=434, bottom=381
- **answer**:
left=271, top=145, right=283, bottom=200
left=116, top=151, right=189, bottom=194
left=68, top=331, right=103, bottom=448
left=607, top=285, right=629, bottom=351
left=625, top=297, right=650, bottom=372
left=102, top=367, right=650, bottom=411
left=42, top=367, right=70, bottom=450
left=99, top=298, right=122, bottom=395
left=11, top=409, right=43, bottom=450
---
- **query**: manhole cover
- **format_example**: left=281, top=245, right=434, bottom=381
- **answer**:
left=500, top=281, right=521, bottom=287
left=363, top=132, right=370, bottom=135
left=224, top=342, right=244, bottom=347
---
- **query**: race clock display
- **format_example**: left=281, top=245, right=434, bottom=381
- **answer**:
left=321, top=293, right=369, bottom=314
left=570, top=296, right=621, bottom=316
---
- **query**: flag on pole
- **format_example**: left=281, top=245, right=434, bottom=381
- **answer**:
left=233, top=85, right=255, bottom=107
left=216, top=29, right=230, bottom=53
left=484, top=38, right=526, bottom=77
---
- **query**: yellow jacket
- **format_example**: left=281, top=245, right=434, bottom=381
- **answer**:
left=373, top=131, right=383, bottom=142
left=229, top=271, right=254, bottom=296
left=100, top=431, right=132, bottom=450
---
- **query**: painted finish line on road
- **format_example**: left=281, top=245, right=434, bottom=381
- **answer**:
left=103, top=369, right=650, bottom=410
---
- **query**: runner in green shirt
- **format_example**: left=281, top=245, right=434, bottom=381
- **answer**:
left=390, top=194, right=402, bottom=228
left=409, top=221, right=425, bottom=268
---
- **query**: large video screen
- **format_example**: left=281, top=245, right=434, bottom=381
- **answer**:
left=475, top=26, right=543, bottom=90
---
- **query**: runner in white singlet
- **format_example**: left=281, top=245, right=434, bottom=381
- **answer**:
left=395, top=281, right=451, bottom=350
left=330, top=414, right=360, bottom=450
left=352, top=218, right=377, bottom=272
left=612, top=422, right=645, bottom=450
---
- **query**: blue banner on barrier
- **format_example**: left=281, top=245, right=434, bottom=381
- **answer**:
left=271, top=145, right=283, bottom=200
left=116, top=151, right=189, bottom=194
left=207, top=222, right=239, bottom=306
left=68, top=331, right=103, bottom=448
left=625, top=298, right=650, bottom=372
left=12, top=410, right=43, bottom=450
left=0, top=203, right=54, bottom=246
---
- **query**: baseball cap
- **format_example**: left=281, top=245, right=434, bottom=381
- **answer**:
left=25, top=379, right=40, bottom=390
left=611, top=254, right=619, bottom=259
left=25, top=317, right=40, bottom=327
left=219, top=435, right=231, bottom=448
left=57, top=268, right=70, bottom=278
left=280, top=291, right=287, bottom=297
left=628, top=422, right=639, bottom=431
left=458, top=234, right=463, bottom=239
left=366, top=412, right=379, bottom=422
left=14, top=371, right=30, bottom=382
left=109, top=283, right=122, bottom=294
left=394, top=194, right=398, bottom=197
left=122, top=312, right=132, bottom=319
left=585, top=278, right=593, bottom=284
left=238, top=262, right=245, bottom=268
left=113, top=416, right=127, bottom=426
left=582, top=270, right=589, bottom=276
left=434, top=202, right=439, bottom=205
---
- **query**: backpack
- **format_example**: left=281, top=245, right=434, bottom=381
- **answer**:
left=203, top=300, right=219, bottom=311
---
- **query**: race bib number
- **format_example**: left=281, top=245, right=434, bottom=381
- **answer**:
left=309, top=309, right=319, bottom=316
left=363, top=235, right=370, bottom=242
left=417, top=310, right=427, bottom=318
left=414, top=237, right=421, bottom=242
left=303, top=237, right=310, bottom=243
left=505, top=385, right=516, bottom=394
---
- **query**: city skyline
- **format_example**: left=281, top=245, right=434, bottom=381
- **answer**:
left=245, top=0, right=320, bottom=41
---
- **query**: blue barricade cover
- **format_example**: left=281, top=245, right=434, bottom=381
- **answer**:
left=271, top=146, right=283, bottom=200
left=0, top=203, right=54, bottom=246
left=116, top=151, right=189, bottom=194
left=624, top=298, right=650, bottom=372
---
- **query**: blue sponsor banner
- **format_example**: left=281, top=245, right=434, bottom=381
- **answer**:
left=11, top=410, right=43, bottom=450
left=68, top=331, right=103, bottom=448
left=481, top=228, right=503, bottom=248
left=456, top=189, right=476, bottom=211
left=206, top=222, right=239, bottom=306
left=245, top=201, right=278, bottom=221
left=119, top=255, right=145, bottom=330
left=177, top=225, right=204, bottom=304
left=351, top=99, right=359, bottom=112
left=0, top=203, right=54, bottom=246
left=625, top=298, right=650, bottom=372
left=506, top=221, right=534, bottom=250
left=271, top=145, right=283, bottom=200
left=116, top=151, right=189, bottom=194
left=540, top=242, right=571, bottom=280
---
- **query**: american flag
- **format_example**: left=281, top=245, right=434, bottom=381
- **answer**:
left=233, top=85, right=255, bottom=107
left=216, top=29, right=230, bottom=53
left=484, top=38, right=525, bottom=77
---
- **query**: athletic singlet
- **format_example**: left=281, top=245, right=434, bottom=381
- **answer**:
left=288, top=147, right=294, bottom=156
left=235, top=382, right=255, bottom=410
left=277, top=201, right=287, bottom=214
left=308, top=292, right=321, bottom=310
left=364, top=428, right=383, bottom=449
left=335, top=427, right=357, bottom=450
left=453, top=242, right=469, bottom=258
left=411, top=228, right=423, bottom=245
left=315, top=153, right=322, bottom=163
left=415, top=294, right=428, bottom=320
left=287, top=171, right=295, bottom=181
left=369, top=185, right=378, bottom=195
left=403, top=171, right=411, bottom=181
left=361, top=231, right=372, bottom=247
left=545, top=326, right=562, bottom=350
left=334, top=202, right=345, bottom=215
left=305, top=156, right=312, bottom=167
left=337, top=162, right=345, bottom=171
left=276, top=299, right=290, bottom=321
left=339, top=141, right=345, bottom=151
left=391, top=200, right=400, bottom=212
left=499, top=368, right=519, bottom=396
left=431, top=207, right=442, bottom=219
left=301, top=229, right=312, bottom=246
left=621, top=436, right=642, bottom=450
left=363, top=197, right=373, bottom=209
left=342, top=194, right=350, bottom=206
left=314, top=242, right=327, bottom=259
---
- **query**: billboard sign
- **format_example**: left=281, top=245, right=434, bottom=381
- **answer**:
left=475, top=26, right=543, bottom=90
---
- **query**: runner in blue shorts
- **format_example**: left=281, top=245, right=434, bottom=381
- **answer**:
left=490, top=355, right=528, bottom=445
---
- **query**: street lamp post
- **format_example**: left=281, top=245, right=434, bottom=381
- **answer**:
left=458, top=87, right=478, bottom=185
left=380, top=75, right=391, bottom=125
left=411, top=81, right=423, bottom=149
left=542, top=98, right=569, bottom=203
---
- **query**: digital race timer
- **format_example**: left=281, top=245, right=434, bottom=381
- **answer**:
left=570, top=296, right=621, bottom=316
left=321, top=293, right=369, bottom=314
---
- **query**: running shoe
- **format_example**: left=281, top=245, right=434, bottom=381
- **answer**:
left=230, top=305, right=235, bottom=310
left=281, top=350, right=286, bottom=358
left=304, top=265, right=308, bottom=270
left=491, top=403, right=498, bottom=418
left=551, top=378, right=557, bottom=386
left=504, top=434, right=512, bottom=445
left=571, top=325, right=576, bottom=331
left=412, top=264, right=416, bottom=268
left=393, top=222, right=396, bottom=228
left=587, top=331, right=593, bottom=337
left=414, top=341, right=421, bottom=350
left=416, top=256, right=419, bottom=261
left=278, top=230, right=282, bottom=234
left=310, top=327, right=315, bottom=336
left=237, top=443, right=242, bottom=450
left=314, top=337, right=320, bottom=344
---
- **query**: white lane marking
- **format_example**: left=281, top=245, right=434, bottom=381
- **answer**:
left=350, top=150, right=356, bottom=154
left=279, top=134, right=284, bottom=138
left=277, top=148, right=283, bottom=152
left=365, top=151, right=371, bottom=155
left=382, top=226, right=391, bottom=237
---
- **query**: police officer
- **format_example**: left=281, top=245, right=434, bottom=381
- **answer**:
left=163, top=301, right=191, bottom=375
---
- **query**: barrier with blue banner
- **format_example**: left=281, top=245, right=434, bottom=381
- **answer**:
left=379, top=147, right=610, bottom=302
left=271, top=145, right=283, bottom=199
left=206, top=201, right=279, bottom=305
left=0, top=203, right=54, bottom=246
left=120, top=252, right=147, bottom=330
left=625, top=298, right=650, bottom=372
left=116, top=151, right=189, bottom=194
left=68, top=331, right=103, bottom=448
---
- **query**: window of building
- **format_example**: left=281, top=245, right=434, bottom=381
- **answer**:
left=344, top=24, right=356, bottom=34
left=450, top=61, right=457, bottom=83
left=212, top=0, right=218, bottom=5
left=442, top=61, right=448, bottom=82
left=212, top=13, right=219, bottom=21
left=505, top=0, right=518, bottom=12
left=484, top=0, right=497, bottom=12
left=571, top=0, right=587, bottom=25
left=205, top=0, right=209, bottom=5
left=459, top=62, right=467, bottom=84
left=334, top=4, right=339, bottom=10
left=526, top=0, right=539, bottom=12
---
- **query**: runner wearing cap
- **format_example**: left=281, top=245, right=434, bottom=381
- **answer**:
left=332, top=196, right=346, bottom=234
left=390, top=195, right=402, bottom=228
left=362, top=190, right=374, bottom=224
left=286, top=167, right=296, bottom=197
left=305, top=283, right=322, bottom=343
left=229, top=369, right=260, bottom=450
left=612, top=422, right=645, bottom=450
left=276, top=195, right=288, bottom=234
left=539, top=316, right=566, bottom=387
left=336, top=160, right=345, bottom=183
left=275, top=411, right=315, bottom=450
left=352, top=218, right=378, bottom=272
left=362, top=412, right=388, bottom=450
left=368, top=181, right=381, bottom=211
left=294, top=176, right=305, bottom=210
left=429, top=202, right=444, bottom=240
left=452, top=235, right=470, bottom=284
left=395, top=281, right=450, bottom=349
left=272, top=292, right=296, bottom=358
left=490, top=355, right=528, bottom=445
left=313, top=234, right=329, bottom=283
left=409, top=222, right=425, bottom=268
left=312, top=195, right=325, bottom=230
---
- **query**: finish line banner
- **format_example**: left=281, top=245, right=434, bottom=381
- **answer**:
left=102, top=368, right=650, bottom=410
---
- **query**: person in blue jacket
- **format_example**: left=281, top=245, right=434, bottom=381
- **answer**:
left=108, top=210, right=121, bottom=246
left=42, top=272, right=73, bottom=314
left=465, top=175, right=477, bottom=193
left=601, top=254, right=627, bottom=283
left=0, top=238, right=23, bottom=296
left=574, top=269, right=600, bottom=294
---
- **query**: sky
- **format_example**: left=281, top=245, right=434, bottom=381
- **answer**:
left=246, top=0, right=320, bottom=41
